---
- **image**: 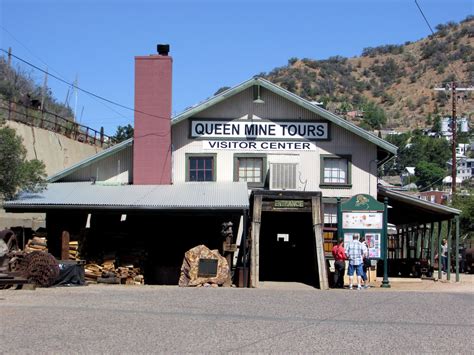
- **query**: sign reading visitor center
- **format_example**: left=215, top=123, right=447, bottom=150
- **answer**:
left=191, top=120, right=328, bottom=151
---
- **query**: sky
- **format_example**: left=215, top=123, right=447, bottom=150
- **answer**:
left=0, top=0, right=472, bottom=135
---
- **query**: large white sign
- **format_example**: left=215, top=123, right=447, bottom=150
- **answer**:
left=342, top=212, right=383, bottom=229
left=202, top=140, right=317, bottom=151
left=191, top=120, right=328, bottom=140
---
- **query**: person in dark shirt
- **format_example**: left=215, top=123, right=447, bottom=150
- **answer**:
left=332, top=238, right=346, bottom=288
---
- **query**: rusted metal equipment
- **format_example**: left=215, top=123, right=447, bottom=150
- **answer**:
left=1, top=229, right=59, bottom=288
left=14, top=251, right=60, bottom=287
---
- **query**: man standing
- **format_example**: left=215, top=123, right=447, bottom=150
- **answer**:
left=332, top=238, right=346, bottom=288
left=345, top=234, right=364, bottom=290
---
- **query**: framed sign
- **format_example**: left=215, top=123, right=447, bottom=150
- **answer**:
left=342, top=212, right=383, bottom=229
left=365, top=233, right=381, bottom=258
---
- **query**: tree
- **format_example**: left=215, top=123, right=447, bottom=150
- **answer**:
left=414, top=161, right=446, bottom=189
left=451, top=194, right=474, bottom=238
left=0, top=125, right=46, bottom=199
left=359, top=101, right=386, bottom=130
left=112, top=124, right=134, bottom=143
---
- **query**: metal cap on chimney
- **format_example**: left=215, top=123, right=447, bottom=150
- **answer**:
left=157, top=44, right=170, bottom=56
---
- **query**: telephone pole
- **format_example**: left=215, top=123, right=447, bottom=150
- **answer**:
left=434, top=82, right=473, bottom=194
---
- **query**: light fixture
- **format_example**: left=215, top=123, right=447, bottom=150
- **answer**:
left=253, top=84, right=264, bottom=104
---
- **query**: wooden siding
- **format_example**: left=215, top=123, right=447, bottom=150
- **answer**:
left=193, top=87, right=322, bottom=120
left=59, top=145, right=133, bottom=183
left=172, top=87, right=378, bottom=198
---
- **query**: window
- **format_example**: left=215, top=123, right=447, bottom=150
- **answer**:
left=186, top=154, right=216, bottom=181
left=234, top=155, right=266, bottom=187
left=320, top=155, right=351, bottom=188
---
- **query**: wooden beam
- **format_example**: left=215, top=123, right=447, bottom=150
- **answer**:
left=250, top=195, right=262, bottom=288
left=312, top=196, right=328, bottom=290
left=61, top=231, right=70, bottom=260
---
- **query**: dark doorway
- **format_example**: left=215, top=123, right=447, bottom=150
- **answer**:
left=259, top=211, right=318, bottom=286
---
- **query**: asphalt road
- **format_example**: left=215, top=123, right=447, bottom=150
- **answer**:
left=1, top=285, right=473, bottom=354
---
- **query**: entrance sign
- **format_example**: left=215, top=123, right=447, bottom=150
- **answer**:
left=191, top=120, right=329, bottom=140
left=274, top=200, right=304, bottom=208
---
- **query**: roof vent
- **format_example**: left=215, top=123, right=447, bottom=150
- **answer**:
left=157, top=44, right=170, bottom=56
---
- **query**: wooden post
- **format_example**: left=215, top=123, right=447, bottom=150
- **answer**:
left=455, top=216, right=460, bottom=282
left=61, top=231, right=70, bottom=260
left=430, top=222, right=435, bottom=268
left=447, top=219, right=452, bottom=281
left=250, top=194, right=262, bottom=288
left=312, top=196, right=328, bottom=290
left=438, top=221, right=443, bottom=280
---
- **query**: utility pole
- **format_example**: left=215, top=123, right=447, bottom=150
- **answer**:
left=7, top=47, right=12, bottom=66
left=41, top=68, right=48, bottom=111
left=434, top=82, right=473, bottom=194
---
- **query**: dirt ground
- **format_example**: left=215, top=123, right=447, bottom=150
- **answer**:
left=368, top=273, right=474, bottom=293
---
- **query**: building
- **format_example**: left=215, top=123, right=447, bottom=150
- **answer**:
left=4, top=46, right=463, bottom=287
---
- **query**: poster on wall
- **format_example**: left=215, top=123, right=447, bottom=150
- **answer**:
left=342, top=212, right=383, bottom=229
left=365, top=233, right=381, bottom=258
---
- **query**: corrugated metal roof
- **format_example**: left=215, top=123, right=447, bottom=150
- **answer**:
left=378, top=186, right=461, bottom=215
left=3, top=182, right=250, bottom=211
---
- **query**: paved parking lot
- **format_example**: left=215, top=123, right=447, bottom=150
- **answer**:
left=1, top=277, right=473, bottom=354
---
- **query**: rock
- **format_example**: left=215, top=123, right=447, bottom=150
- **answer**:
left=179, top=244, right=231, bottom=287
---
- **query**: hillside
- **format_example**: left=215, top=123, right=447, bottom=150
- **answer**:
left=263, top=16, right=473, bottom=131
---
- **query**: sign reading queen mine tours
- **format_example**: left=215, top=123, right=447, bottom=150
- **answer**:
left=190, top=120, right=329, bottom=140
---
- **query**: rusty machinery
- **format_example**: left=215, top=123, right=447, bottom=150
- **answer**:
left=1, top=230, right=59, bottom=288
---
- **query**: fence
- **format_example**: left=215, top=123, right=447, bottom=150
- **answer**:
left=0, top=101, right=116, bottom=148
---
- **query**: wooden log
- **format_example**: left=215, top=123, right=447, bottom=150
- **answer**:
left=61, top=231, right=70, bottom=260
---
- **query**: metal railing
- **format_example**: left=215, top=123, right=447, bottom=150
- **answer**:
left=0, top=101, right=116, bottom=148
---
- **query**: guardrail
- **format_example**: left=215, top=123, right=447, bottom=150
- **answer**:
left=0, top=101, right=116, bottom=148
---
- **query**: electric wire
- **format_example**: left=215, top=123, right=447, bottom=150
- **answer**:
left=0, top=27, right=132, bottom=125
left=414, top=0, right=463, bottom=81
left=0, top=48, right=170, bottom=122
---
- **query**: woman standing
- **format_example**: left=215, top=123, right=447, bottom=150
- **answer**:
left=441, top=239, right=448, bottom=273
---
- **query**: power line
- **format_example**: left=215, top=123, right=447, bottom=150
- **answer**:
left=0, top=48, right=171, bottom=122
left=414, top=0, right=435, bottom=34
left=414, top=0, right=462, bottom=81
left=0, top=26, right=133, bottom=124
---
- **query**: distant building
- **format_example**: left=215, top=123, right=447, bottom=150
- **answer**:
left=401, top=166, right=416, bottom=185
left=441, top=117, right=470, bottom=138
left=447, top=157, right=474, bottom=181
left=418, top=190, right=449, bottom=205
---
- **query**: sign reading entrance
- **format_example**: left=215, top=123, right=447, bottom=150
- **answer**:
left=274, top=200, right=304, bottom=208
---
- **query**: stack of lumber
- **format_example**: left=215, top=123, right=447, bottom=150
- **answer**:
left=84, top=263, right=101, bottom=283
left=116, top=266, right=145, bottom=285
left=84, top=262, right=144, bottom=285
left=69, top=241, right=79, bottom=260
left=24, top=237, right=48, bottom=253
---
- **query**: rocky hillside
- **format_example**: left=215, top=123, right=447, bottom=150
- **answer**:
left=263, top=16, right=473, bottom=131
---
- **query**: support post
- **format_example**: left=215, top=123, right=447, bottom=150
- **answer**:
left=250, top=195, right=262, bottom=288
left=381, top=197, right=391, bottom=288
left=447, top=219, right=452, bottom=281
left=430, top=222, right=435, bottom=268
left=438, top=221, right=443, bottom=280
left=455, top=216, right=460, bottom=282
left=242, top=210, right=249, bottom=288
left=312, top=196, right=328, bottom=290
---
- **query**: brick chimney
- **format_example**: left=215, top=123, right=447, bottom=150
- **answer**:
left=133, top=44, right=172, bottom=185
